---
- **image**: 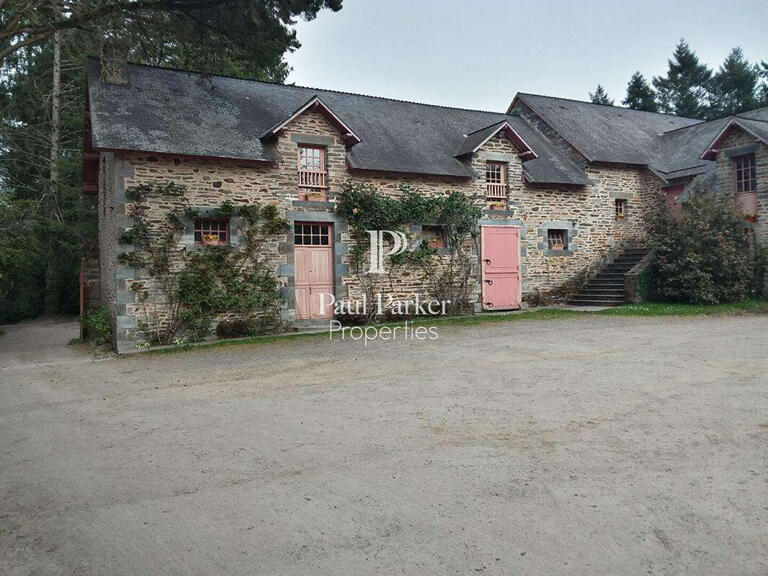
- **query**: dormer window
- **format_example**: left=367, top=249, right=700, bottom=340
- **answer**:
left=298, top=145, right=327, bottom=189
left=734, top=153, right=756, bottom=193
left=485, top=161, right=507, bottom=199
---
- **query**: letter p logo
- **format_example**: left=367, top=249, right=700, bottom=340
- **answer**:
left=367, top=230, right=408, bottom=273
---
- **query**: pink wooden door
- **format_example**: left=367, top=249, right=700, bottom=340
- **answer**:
left=294, top=223, right=334, bottom=320
left=481, top=226, right=521, bottom=311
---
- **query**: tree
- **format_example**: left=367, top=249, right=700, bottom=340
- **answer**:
left=653, top=39, right=712, bottom=118
left=707, top=48, right=759, bottom=118
left=0, top=1, right=343, bottom=70
left=0, top=1, right=344, bottom=322
left=589, top=84, right=614, bottom=105
left=757, top=61, right=768, bottom=106
left=622, top=71, right=658, bottom=112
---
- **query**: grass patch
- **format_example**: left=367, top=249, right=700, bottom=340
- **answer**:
left=594, top=300, right=768, bottom=316
left=0, top=329, right=5, bottom=337
left=143, top=300, right=766, bottom=355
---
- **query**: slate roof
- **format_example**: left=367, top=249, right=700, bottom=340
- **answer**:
left=85, top=59, right=586, bottom=184
left=86, top=59, right=766, bottom=189
left=511, top=93, right=703, bottom=165
left=511, top=93, right=768, bottom=183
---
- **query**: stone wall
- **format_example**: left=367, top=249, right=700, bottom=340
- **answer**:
left=102, top=108, right=661, bottom=349
left=97, top=151, right=119, bottom=347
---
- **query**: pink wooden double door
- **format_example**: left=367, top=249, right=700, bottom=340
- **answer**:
left=294, top=223, right=334, bottom=320
left=481, top=225, right=521, bottom=311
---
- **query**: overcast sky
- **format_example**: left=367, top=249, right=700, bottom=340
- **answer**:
left=285, top=0, right=768, bottom=112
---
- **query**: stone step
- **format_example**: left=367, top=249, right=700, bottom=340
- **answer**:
left=603, top=265, right=636, bottom=273
left=594, top=272, right=627, bottom=279
left=570, top=246, right=647, bottom=306
left=572, top=293, right=624, bottom=302
left=612, top=257, right=644, bottom=266
left=580, top=287, right=624, bottom=294
left=568, top=299, right=623, bottom=307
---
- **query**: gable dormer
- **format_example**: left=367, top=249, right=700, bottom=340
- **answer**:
left=259, top=95, right=361, bottom=145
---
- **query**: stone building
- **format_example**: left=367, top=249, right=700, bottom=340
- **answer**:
left=82, top=59, right=768, bottom=352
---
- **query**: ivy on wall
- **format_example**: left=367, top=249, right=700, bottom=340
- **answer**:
left=335, top=181, right=482, bottom=317
left=123, top=182, right=287, bottom=345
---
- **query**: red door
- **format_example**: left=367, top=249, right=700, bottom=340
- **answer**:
left=481, top=226, right=521, bottom=311
left=294, top=223, right=334, bottom=320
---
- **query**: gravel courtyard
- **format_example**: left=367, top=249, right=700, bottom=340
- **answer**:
left=1, top=315, right=767, bottom=575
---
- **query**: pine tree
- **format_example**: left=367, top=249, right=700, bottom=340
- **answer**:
left=758, top=61, right=768, bottom=107
left=589, top=85, right=614, bottom=106
left=653, top=40, right=712, bottom=118
left=707, top=48, right=759, bottom=118
left=623, top=72, right=658, bottom=112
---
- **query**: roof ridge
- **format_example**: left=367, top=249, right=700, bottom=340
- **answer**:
left=517, top=91, right=704, bottom=122
left=96, top=57, right=513, bottom=117
left=736, top=114, right=768, bottom=124
left=658, top=115, right=730, bottom=136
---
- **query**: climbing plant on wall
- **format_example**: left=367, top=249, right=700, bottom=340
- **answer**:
left=123, top=181, right=287, bottom=345
left=176, top=203, right=288, bottom=340
left=335, top=181, right=482, bottom=317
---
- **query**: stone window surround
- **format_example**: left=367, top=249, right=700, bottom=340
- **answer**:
left=615, top=198, right=628, bottom=220
left=178, top=209, right=244, bottom=251
left=608, top=190, right=634, bottom=220
left=538, top=220, right=578, bottom=256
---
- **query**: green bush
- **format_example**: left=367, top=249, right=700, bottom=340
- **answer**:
left=82, top=306, right=112, bottom=346
left=215, top=318, right=256, bottom=339
left=648, top=188, right=766, bottom=304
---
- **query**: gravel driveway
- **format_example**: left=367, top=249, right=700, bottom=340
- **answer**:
left=1, top=315, right=767, bottom=575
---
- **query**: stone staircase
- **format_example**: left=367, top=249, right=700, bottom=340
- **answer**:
left=568, top=247, right=648, bottom=307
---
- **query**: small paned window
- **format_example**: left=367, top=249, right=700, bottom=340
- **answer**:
left=422, top=225, right=446, bottom=249
left=485, top=162, right=507, bottom=199
left=615, top=199, right=627, bottom=219
left=194, top=218, right=229, bottom=245
left=298, top=145, right=327, bottom=188
left=294, top=223, right=330, bottom=246
left=547, top=229, right=567, bottom=251
left=735, top=154, right=757, bottom=193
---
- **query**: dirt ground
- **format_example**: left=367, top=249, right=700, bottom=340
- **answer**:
left=1, top=315, right=767, bottom=575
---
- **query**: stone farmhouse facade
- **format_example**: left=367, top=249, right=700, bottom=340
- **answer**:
left=82, top=59, right=768, bottom=352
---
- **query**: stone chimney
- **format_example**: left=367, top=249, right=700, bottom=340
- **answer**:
left=100, top=40, right=129, bottom=85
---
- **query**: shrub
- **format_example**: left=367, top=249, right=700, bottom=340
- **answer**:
left=216, top=318, right=256, bottom=339
left=333, top=311, right=369, bottom=326
left=648, top=187, right=766, bottom=304
left=82, top=306, right=112, bottom=346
